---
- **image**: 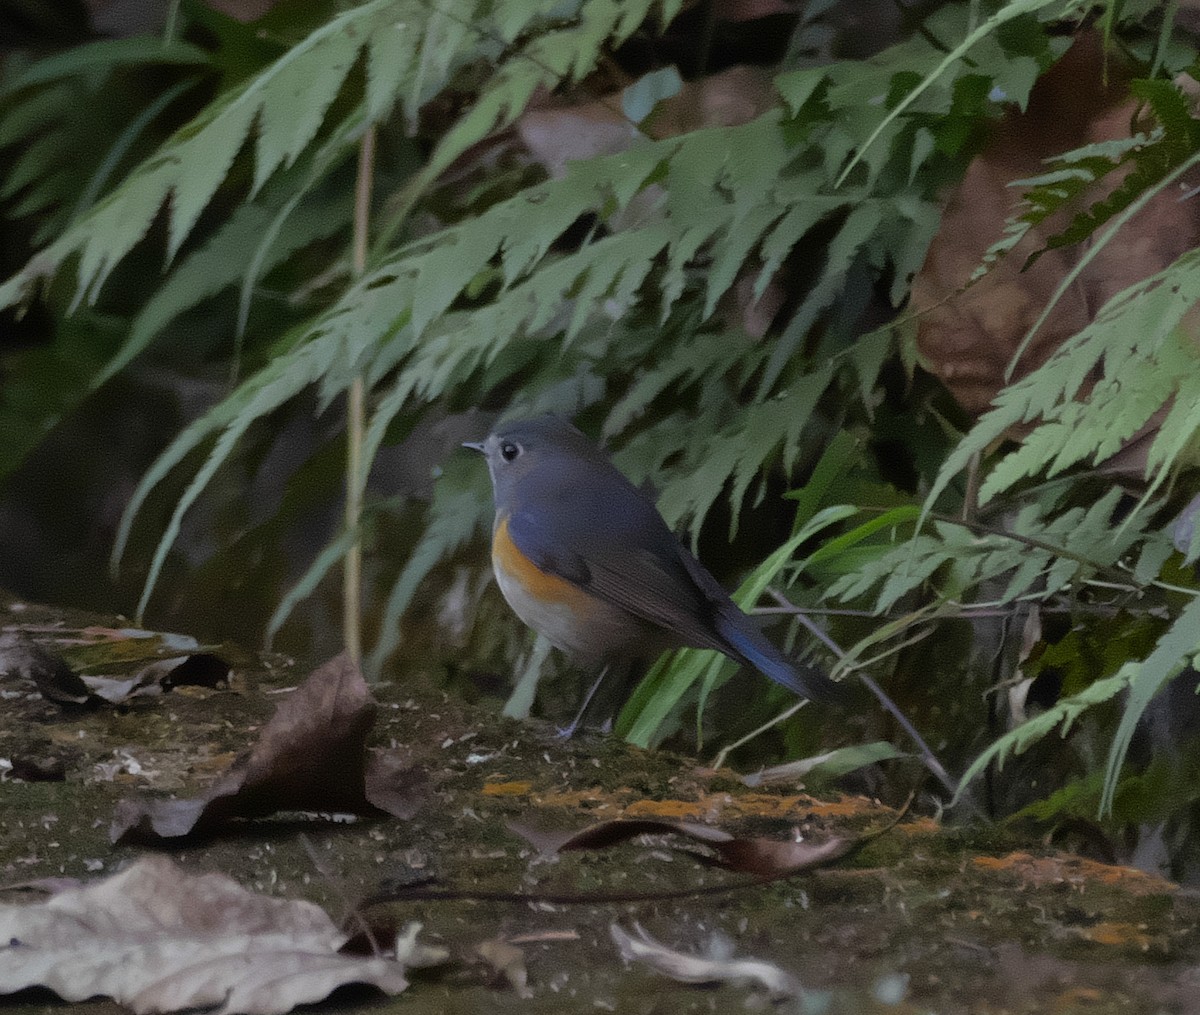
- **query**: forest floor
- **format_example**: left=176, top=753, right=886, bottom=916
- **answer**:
left=1, top=591, right=1198, bottom=1015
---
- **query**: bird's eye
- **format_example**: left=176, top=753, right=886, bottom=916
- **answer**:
left=500, top=440, right=521, bottom=462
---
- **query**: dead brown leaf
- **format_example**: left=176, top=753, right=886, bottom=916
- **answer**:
left=110, top=654, right=425, bottom=843
left=509, top=817, right=854, bottom=877
left=912, top=31, right=1200, bottom=430
left=1, top=628, right=232, bottom=706
left=0, top=855, right=429, bottom=1015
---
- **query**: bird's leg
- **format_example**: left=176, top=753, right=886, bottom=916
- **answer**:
left=555, top=665, right=610, bottom=739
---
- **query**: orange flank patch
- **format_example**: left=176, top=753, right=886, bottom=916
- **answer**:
left=492, top=515, right=591, bottom=606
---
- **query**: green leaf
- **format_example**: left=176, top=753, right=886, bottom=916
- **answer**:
left=835, top=0, right=1079, bottom=187
left=744, top=741, right=906, bottom=784
left=1100, top=593, right=1200, bottom=815
left=0, top=37, right=210, bottom=94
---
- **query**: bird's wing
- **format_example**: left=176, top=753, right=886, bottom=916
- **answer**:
left=506, top=495, right=846, bottom=703
left=504, top=490, right=731, bottom=655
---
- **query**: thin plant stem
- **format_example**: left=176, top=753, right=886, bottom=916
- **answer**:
left=163, top=0, right=181, bottom=43
left=761, top=588, right=958, bottom=798
left=344, top=126, right=377, bottom=668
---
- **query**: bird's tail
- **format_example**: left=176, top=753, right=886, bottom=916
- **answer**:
left=715, top=611, right=847, bottom=705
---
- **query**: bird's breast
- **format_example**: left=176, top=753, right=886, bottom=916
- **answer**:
left=490, top=515, right=666, bottom=663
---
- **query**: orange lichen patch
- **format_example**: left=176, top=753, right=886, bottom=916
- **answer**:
left=623, top=798, right=709, bottom=820
left=535, top=787, right=632, bottom=810
left=529, top=787, right=880, bottom=826
left=481, top=780, right=534, bottom=797
left=973, top=853, right=1030, bottom=873
left=721, top=793, right=809, bottom=818
left=803, top=796, right=883, bottom=820
left=1068, top=857, right=1176, bottom=894
left=1077, top=922, right=1153, bottom=950
left=973, top=852, right=1176, bottom=895
left=895, top=816, right=940, bottom=837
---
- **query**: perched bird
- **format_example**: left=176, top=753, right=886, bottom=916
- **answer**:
left=464, top=415, right=844, bottom=715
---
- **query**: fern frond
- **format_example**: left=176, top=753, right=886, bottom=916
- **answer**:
left=0, top=2, right=374, bottom=308
left=833, top=489, right=1169, bottom=613
left=835, top=0, right=1080, bottom=187
left=0, top=37, right=208, bottom=93
left=99, top=191, right=351, bottom=387
left=1, top=0, right=619, bottom=313
left=111, top=326, right=345, bottom=572
left=954, top=668, right=1133, bottom=805
left=926, top=248, right=1200, bottom=515
left=1101, top=592, right=1200, bottom=815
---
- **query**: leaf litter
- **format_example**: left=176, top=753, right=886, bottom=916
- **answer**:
left=0, top=854, right=447, bottom=1015
left=111, top=654, right=426, bottom=843
left=0, top=628, right=230, bottom=706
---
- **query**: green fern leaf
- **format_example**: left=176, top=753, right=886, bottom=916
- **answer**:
left=0, top=131, right=66, bottom=200
left=954, top=668, right=1134, bottom=805
left=1101, top=593, right=1200, bottom=816
left=927, top=246, right=1200, bottom=516
left=0, top=0, right=457, bottom=311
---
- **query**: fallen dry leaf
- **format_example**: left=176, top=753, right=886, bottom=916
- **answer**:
left=0, top=855, right=426, bottom=1015
left=610, top=922, right=801, bottom=997
left=111, top=654, right=425, bottom=843
left=509, top=817, right=854, bottom=877
left=83, top=653, right=230, bottom=704
left=0, top=628, right=232, bottom=706
left=476, top=937, right=533, bottom=998
left=0, top=633, right=91, bottom=706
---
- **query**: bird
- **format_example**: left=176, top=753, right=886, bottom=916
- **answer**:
left=463, top=415, right=845, bottom=722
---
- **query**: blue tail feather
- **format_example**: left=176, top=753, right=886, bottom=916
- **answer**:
left=715, top=612, right=846, bottom=704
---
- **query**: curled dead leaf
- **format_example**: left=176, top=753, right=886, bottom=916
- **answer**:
left=509, top=816, right=854, bottom=877
left=0, top=633, right=91, bottom=706
left=913, top=31, right=1200, bottom=443
left=476, top=937, right=533, bottom=998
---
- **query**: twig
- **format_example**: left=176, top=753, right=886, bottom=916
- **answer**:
left=759, top=589, right=958, bottom=799
left=343, top=126, right=376, bottom=668
left=299, top=833, right=383, bottom=956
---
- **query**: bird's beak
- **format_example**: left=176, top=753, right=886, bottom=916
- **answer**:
left=462, top=440, right=486, bottom=453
